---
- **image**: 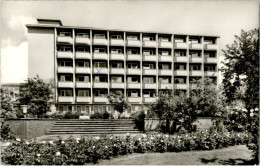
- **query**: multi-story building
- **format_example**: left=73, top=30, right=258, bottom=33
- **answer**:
left=26, top=19, right=219, bottom=116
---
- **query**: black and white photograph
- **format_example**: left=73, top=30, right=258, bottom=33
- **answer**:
left=0, top=0, right=259, bottom=165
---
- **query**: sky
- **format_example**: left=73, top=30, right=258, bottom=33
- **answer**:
left=1, top=1, right=259, bottom=84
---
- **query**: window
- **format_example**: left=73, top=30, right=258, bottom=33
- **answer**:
left=204, top=39, right=215, bottom=44
left=93, top=105, right=107, bottom=113
left=77, top=76, right=89, bottom=82
left=189, top=39, right=200, bottom=43
left=143, top=36, right=154, bottom=41
left=143, top=77, right=154, bottom=83
left=159, top=64, right=170, bottom=70
left=111, top=35, right=122, bottom=39
left=159, top=77, right=170, bottom=84
left=111, top=62, right=122, bottom=68
left=143, top=63, right=154, bottom=69
left=77, top=47, right=89, bottom=52
left=77, top=33, right=89, bottom=38
left=111, top=77, right=122, bottom=83
left=131, top=105, right=140, bottom=112
left=94, top=90, right=107, bottom=97
left=127, top=63, right=138, bottom=69
left=111, top=49, right=122, bottom=54
left=174, top=38, right=185, bottom=43
left=143, top=91, right=154, bottom=97
left=59, top=46, right=72, bottom=52
left=127, top=90, right=139, bottom=97
left=59, top=32, right=71, bottom=37
left=59, top=75, right=72, bottom=82
left=77, top=105, right=90, bottom=115
left=190, top=65, right=201, bottom=71
left=189, top=52, right=200, bottom=57
left=159, top=51, right=170, bottom=56
left=128, top=77, right=139, bottom=83
left=77, top=90, right=89, bottom=97
left=175, top=78, right=185, bottom=84
left=175, top=51, right=186, bottom=57
left=205, top=66, right=215, bottom=71
left=94, top=48, right=106, bottom=53
left=94, top=34, right=106, bottom=39
left=94, top=76, right=107, bottom=82
left=60, top=61, right=72, bottom=67
left=77, top=61, right=89, bottom=67
left=60, top=90, right=72, bottom=96
left=205, top=52, right=216, bottom=58
left=143, top=50, right=154, bottom=55
left=175, top=64, right=186, bottom=70
left=159, top=37, right=170, bottom=42
left=94, top=62, right=106, bottom=68
left=127, top=35, right=138, bottom=40
left=127, top=49, right=139, bottom=54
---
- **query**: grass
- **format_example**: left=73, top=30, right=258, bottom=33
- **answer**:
left=98, top=145, right=253, bottom=165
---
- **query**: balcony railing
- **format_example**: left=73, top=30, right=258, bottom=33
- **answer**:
left=75, top=52, right=91, bottom=59
left=93, top=38, right=108, bottom=45
left=143, top=55, right=156, bottom=61
left=143, top=97, right=156, bottom=103
left=143, top=69, right=156, bottom=75
left=127, top=69, right=141, bottom=75
left=93, top=97, right=108, bottom=103
left=110, top=82, right=124, bottom=89
left=159, top=41, right=172, bottom=48
left=190, top=43, right=203, bottom=50
left=93, top=82, right=108, bottom=88
left=58, top=82, right=74, bottom=88
left=57, top=67, right=74, bottom=73
left=57, top=51, right=73, bottom=59
left=159, top=83, right=172, bottom=89
left=93, top=53, right=108, bottom=60
left=75, top=67, right=91, bottom=74
left=110, top=68, right=124, bottom=75
left=76, top=97, right=91, bottom=103
left=189, top=70, right=203, bottom=76
left=58, top=96, right=73, bottom=103
left=110, top=39, right=124, bottom=46
left=204, top=44, right=218, bottom=50
left=174, top=56, right=188, bottom=62
left=75, top=37, right=91, bottom=45
left=143, top=40, right=156, bottom=47
left=92, top=68, right=108, bottom=74
left=175, top=84, right=188, bottom=89
left=174, top=42, right=188, bottom=49
left=110, top=53, right=124, bottom=60
left=76, top=82, right=91, bottom=88
left=143, top=83, right=156, bottom=89
left=159, top=55, right=172, bottom=62
left=126, top=40, right=141, bottom=47
left=57, top=36, right=73, bottom=43
left=127, top=83, right=141, bottom=89
left=204, top=58, right=217, bottom=63
left=158, top=69, right=172, bottom=76
left=127, top=97, right=141, bottom=103
left=205, top=71, right=217, bottom=77
left=126, top=54, right=141, bottom=61
left=190, top=57, right=203, bottom=63
left=174, top=70, right=188, bottom=76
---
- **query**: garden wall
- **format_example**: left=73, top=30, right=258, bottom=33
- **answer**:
left=6, top=119, right=56, bottom=139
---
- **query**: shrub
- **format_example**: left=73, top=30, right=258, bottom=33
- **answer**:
left=90, top=111, right=111, bottom=119
left=131, top=111, right=145, bottom=131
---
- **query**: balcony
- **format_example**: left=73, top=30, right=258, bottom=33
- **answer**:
left=57, top=67, right=74, bottom=73
left=159, top=83, right=172, bottom=89
left=93, top=82, right=108, bottom=88
left=110, top=39, right=124, bottom=46
left=57, top=36, right=73, bottom=43
left=190, top=57, right=203, bottom=63
left=92, top=68, right=108, bottom=74
left=205, top=71, right=217, bottom=77
left=143, top=83, right=156, bottom=89
left=127, top=97, right=141, bottom=103
left=189, top=70, right=203, bottom=76
left=93, top=97, right=108, bottom=103
left=110, top=53, right=124, bottom=61
left=159, top=55, right=172, bottom=62
left=190, top=43, right=203, bottom=50
left=126, top=54, right=141, bottom=61
left=174, top=43, right=188, bottom=49
left=143, top=55, right=156, bottom=61
left=75, top=52, right=91, bottom=59
left=58, top=82, right=74, bottom=88
left=158, top=69, right=172, bottom=76
left=75, top=37, right=91, bottom=45
left=93, top=53, right=108, bottom=60
left=76, top=97, right=91, bottom=103
left=110, top=68, right=124, bottom=75
left=75, top=67, right=91, bottom=74
left=58, top=96, right=73, bottom=103
left=174, top=70, right=188, bottom=76
left=175, top=84, right=188, bottom=89
left=110, top=82, right=124, bottom=89
left=127, top=69, right=141, bottom=75
left=76, top=82, right=91, bottom=88
left=127, top=83, right=141, bottom=89
left=205, top=44, right=218, bottom=50
left=143, top=97, right=156, bottom=103
left=159, top=41, right=172, bottom=48
left=205, top=58, right=217, bottom=63
left=190, top=83, right=199, bottom=89
left=57, top=52, right=73, bottom=59
left=143, top=40, right=156, bottom=47
left=127, top=40, right=141, bottom=47
left=143, top=69, right=156, bottom=75
left=93, top=38, right=108, bottom=45
left=175, top=56, right=188, bottom=62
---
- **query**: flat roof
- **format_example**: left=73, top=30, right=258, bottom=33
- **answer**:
left=26, top=24, right=220, bottom=38
left=37, top=19, right=63, bottom=26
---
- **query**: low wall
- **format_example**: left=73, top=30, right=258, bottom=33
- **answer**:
left=6, top=119, right=56, bottom=139
left=144, top=117, right=212, bottom=132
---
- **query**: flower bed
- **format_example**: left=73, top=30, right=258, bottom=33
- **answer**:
left=1, top=130, right=250, bottom=165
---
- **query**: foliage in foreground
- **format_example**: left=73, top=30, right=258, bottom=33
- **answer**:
left=2, top=130, right=251, bottom=165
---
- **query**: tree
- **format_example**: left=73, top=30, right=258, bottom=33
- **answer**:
left=221, top=29, right=259, bottom=109
left=19, top=75, right=53, bottom=117
left=106, top=92, right=129, bottom=119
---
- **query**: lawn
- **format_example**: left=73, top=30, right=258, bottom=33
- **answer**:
left=98, top=145, right=253, bottom=165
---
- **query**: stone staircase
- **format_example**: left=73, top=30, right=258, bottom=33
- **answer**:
left=48, top=119, right=141, bottom=135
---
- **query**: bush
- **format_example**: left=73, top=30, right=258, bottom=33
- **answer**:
left=131, top=111, right=145, bottom=131
left=1, top=130, right=252, bottom=165
left=47, top=111, right=80, bottom=119
left=90, top=111, right=111, bottom=119
left=0, top=121, right=15, bottom=141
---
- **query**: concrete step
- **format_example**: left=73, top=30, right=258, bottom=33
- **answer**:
left=48, top=131, right=141, bottom=134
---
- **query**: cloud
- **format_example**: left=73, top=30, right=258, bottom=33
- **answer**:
left=1, top=41, right=28, bottom=84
